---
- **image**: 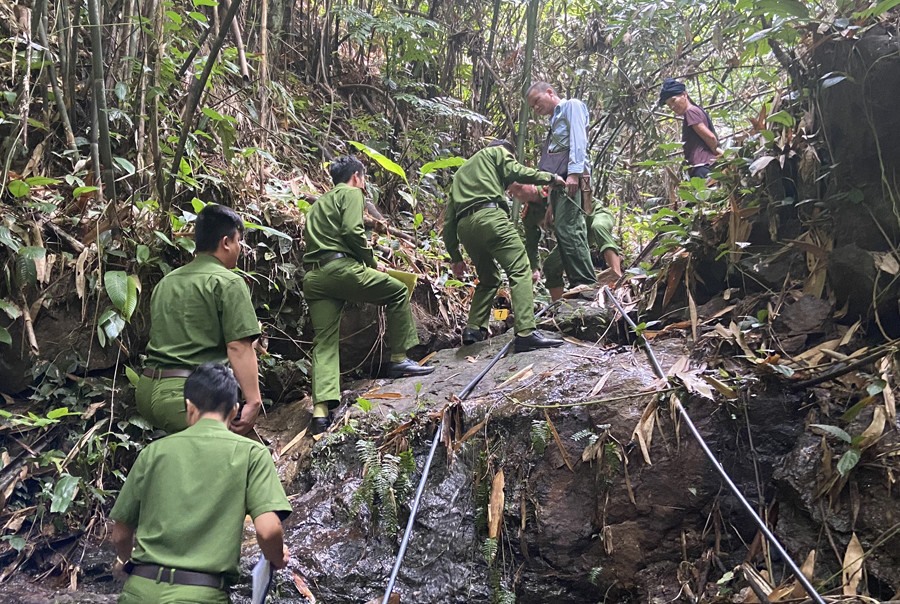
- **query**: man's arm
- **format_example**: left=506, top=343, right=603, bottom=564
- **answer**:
left=442, top=200, right=463, bottom=265
left=339, top=189, right=377, bottom=268
left=228, top=337, right=262, bottom=435
left=498, top=151, right=557, bottom=187
left=253, top=512, right=290, bottom=569
left=111, top=521, right=135, bottom=564
left=691, top=122, right=722, bottom=156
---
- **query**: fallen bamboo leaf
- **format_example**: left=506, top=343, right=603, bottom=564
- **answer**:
left=632, top=398, right=658, bottom=465
left=879, top=356, right=896, bottom=425
left=418, top=351, right=437, bottom=365
left=292, top=570, right=317, bottom=602
left=685, top=269, right=698, bottom=341
left=857, top=405, right=886, bottom=451
left=487, top=469, right=505, bottom=540
left=839, top=319, right=861, bottom=347
left=562, top=336, right=590, bottom=346
left=363, top=392, right=404, bottom=400
left=453, top=418, right=487, bottom=451
left=842, top=532, right=864, bottom=596
left=588, top=370, right=614, bottom=397
left=544, top=410, right=575, bottom=472
left=741, top=562, right=774, bottom=601
left=280, top=427, right=308, bottom=456
left=465, top=356, right=477, bottom=363
left=701, top=374, right=738, bottom=399
left=497, top=364, right=534, bottom=389
left=788, top=550, right=816, bottom=599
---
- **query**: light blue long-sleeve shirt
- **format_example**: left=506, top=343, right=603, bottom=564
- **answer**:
left=547, top=98, right=590, bottom=175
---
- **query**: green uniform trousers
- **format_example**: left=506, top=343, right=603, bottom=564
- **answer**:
left=119, top=574, right=229, bottom=604
left=135, top=376, right=188, bottom=433
left=549, top=188, right=596, bottom=288
left=303, top=258, right=419, bottom=405
left=457, top=207, right=536, bottom=335
left=589, top=206, right=619, bottom=254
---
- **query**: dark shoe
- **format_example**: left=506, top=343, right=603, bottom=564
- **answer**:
left=388, top=358, right=436, bottom=378
left=310, top=413, right=333, bottom=436
left=514, top=330, right=564, bottom=353
left=462, top=326, right=488, bottom=345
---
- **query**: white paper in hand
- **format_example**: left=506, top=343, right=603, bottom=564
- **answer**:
left=251, top=557, right=273, bottom=604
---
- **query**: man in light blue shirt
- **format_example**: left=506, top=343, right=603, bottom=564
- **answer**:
left=526, top=82, right=596, bottom=300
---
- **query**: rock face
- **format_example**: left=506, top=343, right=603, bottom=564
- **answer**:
left=259, top=333, right=899, bottom=603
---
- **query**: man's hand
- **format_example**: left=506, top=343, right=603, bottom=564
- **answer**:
left=532, top=269, right=542, bottom=283
left=272, top=545, right=291, bottom=570
left=451, top=261, right=467, bottom=278
left=549, top=174, right=566, bottom=189
left=565, top=174, right=580, bottom=197
left=231, top=400, right=261, bottom=435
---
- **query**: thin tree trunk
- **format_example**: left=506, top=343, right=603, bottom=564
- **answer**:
left=39, top=9, right=77, bottom=154
left=220, top=0, right=250, bottom=81
left=478, top=0, right=502, bottom=115
left=258, top=0, right=268, bottom=195
left=515, top=0, right=539, bottom=159
left=163, top=0, right=243, bottom=215
left=87, top=0, right=117, bottom=202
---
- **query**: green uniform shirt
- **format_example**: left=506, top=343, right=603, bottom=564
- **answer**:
left=303, top=182, right=376, bottom=268
left=145, top=254, right=260, bottom=368
left=444, top=146, right=554, bottom=263
left=110, top=418, right=291, bottom=581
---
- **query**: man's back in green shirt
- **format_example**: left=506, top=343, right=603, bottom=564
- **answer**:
left=145, top=254, right=260, bottom=369
left=110, top=418, right=291, bottom=581
left=303, top=182, right=375, bottom=268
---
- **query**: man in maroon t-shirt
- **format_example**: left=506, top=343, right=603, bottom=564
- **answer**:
left=659, top=78, right=722, bottom=179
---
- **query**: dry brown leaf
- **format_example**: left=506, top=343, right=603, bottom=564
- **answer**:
left=879, top=356, right=896, bottom=425
left=365, top=594, right=400, bottom=604
left=453, top=418, right=487, bottom=452
left=788, top=550, right=816, bottom=599
left=487, top=469, right=505, bottom=540
left=842, top=532, right=864, bottom=596
left=632, top=399, right=658, bottom=465
left=292, top=570, right=317, bottom=602
left=701, top=374, right=738, bottom=399
left=465, top=356, right=477, bottom=363
left=588, top=370, right=614, bottom=397
left=364, top=392, right=404, bottom=400
left=872, top=251, right=900, bottom=275
left=497, top=364, right=534, bottom=389
left=858, top=405, right=886, bottom=451
left=280, top=427, right=308, bottom=456
left=685, top=272, right=698, bottom=341
left=839, top=319, right=861, bottom=347
left=544, top=410, right=575, bottom=472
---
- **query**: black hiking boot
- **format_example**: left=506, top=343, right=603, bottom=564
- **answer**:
left=310, top=412, right=334, bottom=436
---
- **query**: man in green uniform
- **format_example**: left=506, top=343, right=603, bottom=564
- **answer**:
left=137, top=204, right=262, bottom=435
left=110, top=363, right=291, bottom=603
left=510, top=183, right=622, bottom=300
left=303, top=156, right=434, bottom=435
left=443, top=139, right=565, bottom=352
left=526, top=82, right=597, bottom=299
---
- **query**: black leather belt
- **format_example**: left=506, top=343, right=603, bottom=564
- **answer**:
left=129, top=563, right=227, bottom=589
left=143, top=367, right=193, bottom=379
left=304, top=251, right=347, bottom=270
left=457, top=202, right=500, bottom=221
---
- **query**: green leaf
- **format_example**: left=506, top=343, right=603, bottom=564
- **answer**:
left=837, top=448, right=861, bottom=476
left=24, top=176, right=61, bottom=186
left=866, top=379, right=886, bottom=397
left=190, top=198, right=207, bottom=214
left=125, top=366, right=140, bottom=387
left=124, top=275, right=140, bottom=321
left=243, top=221, right=292, bottom=241
left=114, top=81, right=127, bottom=101
left=419, top=156, right=465, bottom=175
left=0, top=326, right=10, bottom=345
left=46, top=407, right=72, bottom=419
left=101, top=311, right=126, bottom=341
left=767, top=110, right=796, bottom=128
left=356, top=397, right=374, bottom=413
left=15, top=246, right=44, bottom=288
left=50, top=474, right=80, bottom=514
left=809, top=423, right=852, bottom=443
left=113, top=157, right=136, bottom=176
left=0, top=299, right=21, bottom=319
left=348, top=141, right=408, bottom=183
left=188, top=10, right=208, bottom=23
left=175, top=237, right=196, bottom=253
left=0, top=226, right=21, bottom=252
left=154, top=230, right=176, bottom=247
left=193, top=0, right=218, bottom=6
left=104, top=271, right=129, bottom=314
left=136, top=244, right=150, bottom=265
left=73, top=186, right=100, bottom=197
left=8, top=180, right=30, bottom=198
left=854, top=0, right=900, bottom=19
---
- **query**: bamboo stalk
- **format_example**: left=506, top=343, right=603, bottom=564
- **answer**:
left=87, top=0, right=117, bottom=202
left=163, top=0, right=243, bottom=214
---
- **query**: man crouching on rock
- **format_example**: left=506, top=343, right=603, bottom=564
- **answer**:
left=302, top=155, right=434, bottom=435
left=443, top=139, right=565, bottom=352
